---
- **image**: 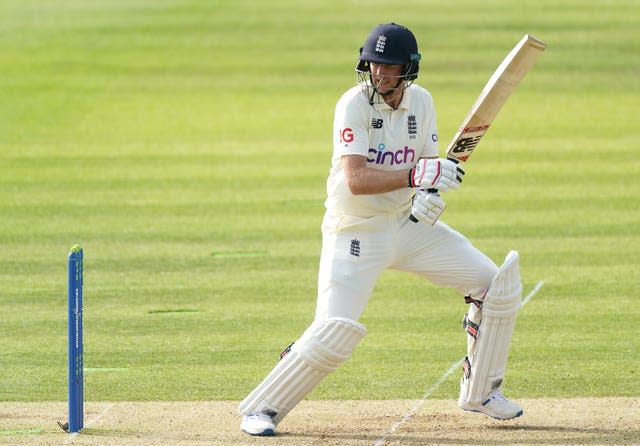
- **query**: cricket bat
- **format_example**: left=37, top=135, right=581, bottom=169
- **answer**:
left=411, top=34, right=546, bottom=222
left=444, top=34, right=547, bottom=163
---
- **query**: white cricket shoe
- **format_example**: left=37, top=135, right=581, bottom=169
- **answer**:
left=240, top=412, right=276, bottom=436
left=459, top=390, right=523, bottom=420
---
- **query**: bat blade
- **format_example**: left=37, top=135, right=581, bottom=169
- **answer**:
left=446, top=34, right=547, bottom=162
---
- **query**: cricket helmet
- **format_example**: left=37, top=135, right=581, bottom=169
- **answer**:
left=356, top=23, right=421, bottom=80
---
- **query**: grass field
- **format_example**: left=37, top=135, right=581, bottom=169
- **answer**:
left=1, top=0, right=639, bottom=444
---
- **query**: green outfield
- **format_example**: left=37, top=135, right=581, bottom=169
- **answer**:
left=1, top=0, right=638, bottom=418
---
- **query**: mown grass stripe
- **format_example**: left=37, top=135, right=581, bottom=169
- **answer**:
left=211, top=251, right=268, bottom=258
left=0, top=428, right=44, bottom=436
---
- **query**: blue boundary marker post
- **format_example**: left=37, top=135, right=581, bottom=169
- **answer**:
left=67, top=245, right=84, bottom=432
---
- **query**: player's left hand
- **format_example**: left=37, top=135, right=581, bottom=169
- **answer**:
left=411, top=189, right=446, bottom=225
left=409, top=158, right=464, bottom=192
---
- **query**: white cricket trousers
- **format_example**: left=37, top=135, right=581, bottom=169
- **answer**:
left=315, top=208, right=498, bottom=321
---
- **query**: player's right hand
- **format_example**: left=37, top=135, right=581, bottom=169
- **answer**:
left=409, top=158, right=464, bottom=191
left=411, top=189, right=446, bottom=225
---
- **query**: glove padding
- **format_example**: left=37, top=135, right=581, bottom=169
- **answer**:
left=411, top=189, right=446, bottom=225
left=409, top=158, right=464, bottom=191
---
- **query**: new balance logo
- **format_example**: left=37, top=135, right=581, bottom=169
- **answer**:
left=370, top=118, right=383, bottom=129
left=450, top=136, right=483, bottom=154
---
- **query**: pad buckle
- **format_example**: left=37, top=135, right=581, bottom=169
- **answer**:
left=464, top=294, right=483, bottom=308
left=462, top=314, right=479, bottom=339
left=279, top=342, right=294, bottom=360
left=463, top=356, right=471, bottom=379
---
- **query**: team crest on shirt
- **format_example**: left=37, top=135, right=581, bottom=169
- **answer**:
left=407, top=115, right=417, bottom=139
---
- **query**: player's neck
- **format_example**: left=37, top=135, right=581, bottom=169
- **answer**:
left=382, top=90, right=403, bottom=110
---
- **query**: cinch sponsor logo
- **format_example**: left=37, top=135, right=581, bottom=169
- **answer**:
left=367, top=144, right=416, bottom=166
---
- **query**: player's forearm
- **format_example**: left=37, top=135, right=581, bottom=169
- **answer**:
left=346, top=166, right=409, bottom=195
left=342, top=154, right=410, bottom=195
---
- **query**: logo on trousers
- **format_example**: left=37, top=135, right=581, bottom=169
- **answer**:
left=350, top=239, right=361, bottom=257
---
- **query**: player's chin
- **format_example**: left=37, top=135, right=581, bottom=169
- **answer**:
left=377, top=88, right=399, bottom=97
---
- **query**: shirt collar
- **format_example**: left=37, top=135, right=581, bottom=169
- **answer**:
left=372, top=87, right=411, bottom=111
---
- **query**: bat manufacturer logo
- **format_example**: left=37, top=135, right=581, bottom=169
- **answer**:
left=449, top=125, right=490, bottom=160
left=450, top=135, right=483, bottom=153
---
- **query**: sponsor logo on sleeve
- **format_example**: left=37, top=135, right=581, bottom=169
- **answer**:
left=339, top=128, right=354, bottom=145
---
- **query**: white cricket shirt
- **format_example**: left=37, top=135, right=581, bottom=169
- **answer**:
left=325, top=83, right=439, bottom=217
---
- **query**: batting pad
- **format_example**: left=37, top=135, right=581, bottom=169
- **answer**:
left=461, top=250, right=522, bottom=405
left=238, top=317, right=367, bottom=425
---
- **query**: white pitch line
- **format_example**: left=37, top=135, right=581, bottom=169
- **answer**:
left=373, top=280, right=544, bottom=446
left=522, top=280, right=544, bottom=306
left=62, top=402, right=115, bottom=444
left=373, top=358, right=463, bottom=446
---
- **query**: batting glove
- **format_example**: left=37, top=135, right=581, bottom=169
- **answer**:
left=409, top=158, right=464, bottom=192
left=411, top=189, right=446, bottom=225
